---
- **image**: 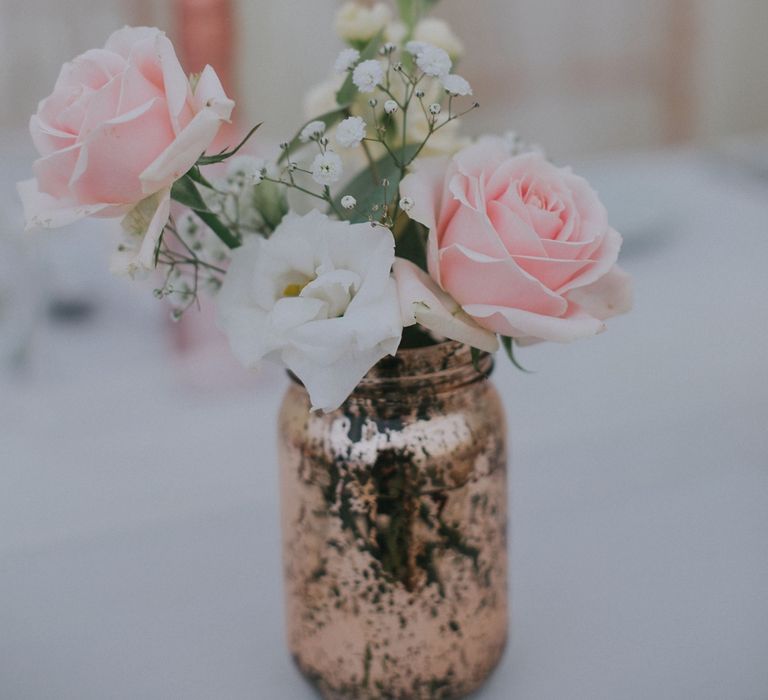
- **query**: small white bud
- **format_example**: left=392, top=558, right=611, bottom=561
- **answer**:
left=428, top=103, right=441, bottom=115
left=368, top=98, right=378, bottom=108
left=399, top=196, right=415, bottom=212
left=384, top=100, right=398, bottom=114
left=415, top=89, right=425, bottom=98
left=341, top=195, right=357, bottom=210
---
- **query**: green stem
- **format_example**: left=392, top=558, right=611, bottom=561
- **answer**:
left=195, top=209, right=240, bottom=249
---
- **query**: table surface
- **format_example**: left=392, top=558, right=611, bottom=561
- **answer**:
left=1, top=147, right=767, bottom=700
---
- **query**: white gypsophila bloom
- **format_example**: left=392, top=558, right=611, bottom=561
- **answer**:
left=341, top=195, right=357, bottom=210
left=299, top=120, right=326, bottom=143
left=311, top=151, right=344, bottom=185
left=399, top=196, right=414, bottom=212
left=384, top=100, right=399, bottom=114
left=216, top=210, right=403, bottom=412
left=405, top=41, right=429, bottom=56
left=227, top=155, right=266, bottom=185
left=416, top=45, right=452, bottom=78
left=352, top=59, right=384, bottom=93
left=336, top=116, right=367, bottom=148
left=441, top=74, right=473, bottom=97
left=335, top=2, right=392, bottom=43
left=428, top=103, right=441, bottom=115
left=334, top=48, right=360, bottom=73
left=413, top=18, right=464, bottom=59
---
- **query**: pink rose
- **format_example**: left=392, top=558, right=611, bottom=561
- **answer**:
left=399, top=137, right=632, bottom=342
left=18, top=26, right=233, bottom=272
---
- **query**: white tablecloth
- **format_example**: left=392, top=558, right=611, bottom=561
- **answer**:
left=2, top=148, right=767, bottom=699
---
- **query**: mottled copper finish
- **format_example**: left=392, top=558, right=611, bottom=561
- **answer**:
left=278, top=342, right=508, bottom=699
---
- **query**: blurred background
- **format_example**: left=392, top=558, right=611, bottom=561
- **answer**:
left=3, top=0, right=768, bottom=153
left=1, top=2, right=767, bottom=699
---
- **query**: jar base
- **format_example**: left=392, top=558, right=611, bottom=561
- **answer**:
left=291, top=634, right=507, bottom=700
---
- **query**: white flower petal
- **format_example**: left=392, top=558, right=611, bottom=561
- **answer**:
left=140, top=67, right=234, bottom=194
left=217, top=211, right=403, bottom=412
left=17, top=178, right=113, bottom=231
left=393, top=258, right=499, bottom=353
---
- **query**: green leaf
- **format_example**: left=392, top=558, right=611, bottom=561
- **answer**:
left=335, top=31, right=384, bottom=107
left=501, top=336, right=534, bottom=373
left=170, top=175, right=210, bottom=211
left=277, top=108, right=349, bottom=165
left=171, top=175, right=240, bottom=249
left=197, top=123, right=262, bottom=166
left=397, top=0, right=442, bottom=33
left=396, top=218, right=428, bottom=268
left=470, top=347, right=483, bottom=372
left=332, top=143, right=420, bottom=224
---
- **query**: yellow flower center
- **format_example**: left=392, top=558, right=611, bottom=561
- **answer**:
left=282, top=282, right=307, bottom=298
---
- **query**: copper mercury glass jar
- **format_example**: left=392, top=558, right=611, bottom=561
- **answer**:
left=278, top=342, right=508, bottom=699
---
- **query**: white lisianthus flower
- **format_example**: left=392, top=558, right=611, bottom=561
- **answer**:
left=334, top=47, right=360, bottom=73
left=413, top=18, right=464, bottom=59
left=352, top=59, right=384, bottom=93
left=415, top=45, right=452, bottom=77
left=217, top=210, right=403, bottom=412
left=311, top=151, right=344, bottom=185
left=299, top=120, right=326, bottom=143
left=336, top=116, right=367, bottom=148
left=442, top=74, right=473, bottom=97
left=335, top=2, right=392, bottom=43
left=393, top=258, right=499, bottom=353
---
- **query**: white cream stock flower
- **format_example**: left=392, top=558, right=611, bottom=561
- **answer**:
left=413, top=18, right=464, bottom=59
left=216, top=210, right=403, bottom=412
left=335, top=2, right=392, bottom=43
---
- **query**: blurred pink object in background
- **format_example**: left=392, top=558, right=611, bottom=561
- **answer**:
left=167, top=0, right=252, bottom=389
left=174, top=0, right=238, bottom=142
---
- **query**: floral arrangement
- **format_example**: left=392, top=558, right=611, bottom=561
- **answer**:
left=18, top=0, right=632, bottom=412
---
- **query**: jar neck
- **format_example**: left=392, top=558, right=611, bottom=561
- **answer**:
left=354, top=342, right=493, bottom=398
left=287, top=342, right=493, bottom=402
